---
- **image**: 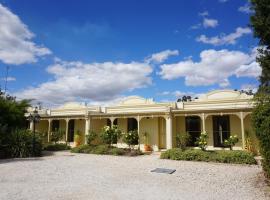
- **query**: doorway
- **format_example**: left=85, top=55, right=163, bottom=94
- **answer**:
left=68, top=120, right=75, bottom=142
left=213, top=116, right=230, bottom=147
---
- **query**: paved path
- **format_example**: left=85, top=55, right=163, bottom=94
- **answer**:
left=0, top=151, right=269, bottom=200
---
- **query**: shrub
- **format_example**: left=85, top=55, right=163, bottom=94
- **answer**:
left=6, top=129, right=42, bottom=158
left=86, top=130, right=97, bottom=145
left=50, top=129, right=65, bottom=144
left=44, top=143, right=70, bottom=151
left=196, top=132, right=208, bottom=151
left=123, top=130, right=139, bottom=149
left=110, top=147, right=125, bottom=155
left=100, top=125, right=122, bottom=146
left=74, top=130, right=83, bottom=146
left=160, top=148, right=256, bottom=165
left=176, top=132, right=190, bottom=150
left=224, top=135, right=239, bottom=150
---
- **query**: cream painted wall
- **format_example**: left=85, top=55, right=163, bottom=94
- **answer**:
left=36, top=120, right=48, bottom=134
left=244, top=115, right=259, bottom=152
left=158, top=117, right=166, bottom=149
left=140, top=117, right=159, bottom=151
left=174, top=116, right=186, bottom=147
left=205, top=116, right=213, bottom=146
left=91, top=119, right=107, bottom=134
left=229, top=115, right=242, bottom=147
left=74, top=119, right=85, bottom=143
left=117, top=118, right=127, bottom=133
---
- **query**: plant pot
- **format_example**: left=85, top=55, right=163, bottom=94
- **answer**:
left=144, top=144, right=152, bottom=151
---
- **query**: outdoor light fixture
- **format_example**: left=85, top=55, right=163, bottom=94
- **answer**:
left=27, top=106, right=40, bottom=156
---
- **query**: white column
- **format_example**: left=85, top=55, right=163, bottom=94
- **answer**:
left=65, top=119, right=69, bottom=142
left=85, top=117, right=91, bottom=144
left=30, top=121, right=34, bottom=131
left=240, top=112, right=245, bottom=149
left=137, top=116, right=140, bottom=150
left=47, top=119, right=51, bottom=142
left=166, top=115, right=173, bottom=149
left=202, top=113, right=206, bottom=133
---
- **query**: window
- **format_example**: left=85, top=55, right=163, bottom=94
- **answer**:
left=127, top=118, right=137, bottom=132
left=185, top=116, right=201, bottom=146
left=113, top=119, right=118, bottom=126
left=68, top=120, right=75, bottom=142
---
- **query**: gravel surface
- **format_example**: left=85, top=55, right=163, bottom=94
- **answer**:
left=0, top=151, right=269, bottom=200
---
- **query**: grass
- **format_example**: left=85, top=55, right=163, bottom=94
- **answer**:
left=71, top=144, right=143, bottom=156
left=160, top=148, right=257, bottom=165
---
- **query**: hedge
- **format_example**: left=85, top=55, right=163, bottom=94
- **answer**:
left=160, top=149, right=257, bottom=165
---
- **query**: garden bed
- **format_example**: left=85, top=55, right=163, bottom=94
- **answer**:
left=160, top=148, right=257, bottom=165
left=43, top=143, right=71, bottom=151
left=71, top=144, right=143, bottom=156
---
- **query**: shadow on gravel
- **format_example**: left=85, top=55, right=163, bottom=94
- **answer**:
left=0, top=157, right=43, bottom=164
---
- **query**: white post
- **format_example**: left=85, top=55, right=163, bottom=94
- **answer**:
left=137, top=116, right=140, bottom=150
left=65, top=119, right=69, bottom=142
left=240, top=112, right=245, bottom=149
left=30, top=121, right=34, bottom=131
left=202, top=113, right=206, bottom=133
left=166, top=115, right=173, bottom=149
left=48, top=119, right=51, bottom=142
left=85, top=118, right=91, bottom=144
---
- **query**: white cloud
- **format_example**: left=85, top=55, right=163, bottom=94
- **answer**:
left=15, top=60, right=153, bottom=105
left=196, top=27, right=252, bottom=46
left=1, top=76, right=16, bottom=81
left=0, top=3, right=51, bottom=65
left=203, top=18, right=218, bottom=28
left=241, top=84, right=258, bottom=93
left=145, top=49, right=179, bottom=63
left=159, top=48, right=261, bottom=87
left=238, top=3, right=253, bottom=14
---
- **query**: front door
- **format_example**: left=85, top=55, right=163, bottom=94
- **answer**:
left=213, top=116, right=230, bottom=147
left=68, top=120, right=75, bottom=142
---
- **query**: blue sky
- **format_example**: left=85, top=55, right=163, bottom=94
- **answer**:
left=0, top=0, right=260, bottom=106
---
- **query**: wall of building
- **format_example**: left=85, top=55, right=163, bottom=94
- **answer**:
left=230, top=115, right=242, bottom=148
left=140, top=117, right=159, bottom=151
left=244, top=114, right=259, bottom=153
left=205, top=116, right=213, bottom=147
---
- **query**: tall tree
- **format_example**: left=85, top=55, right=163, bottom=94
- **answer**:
left=250, top=0, right=270, bottom=177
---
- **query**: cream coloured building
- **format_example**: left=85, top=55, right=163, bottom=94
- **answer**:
left=30, top=90, right=257, bottom=151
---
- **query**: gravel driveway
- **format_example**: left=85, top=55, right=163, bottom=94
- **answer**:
left=0, top=151, right=269, bottom=200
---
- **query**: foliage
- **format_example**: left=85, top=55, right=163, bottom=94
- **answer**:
left=224, top=135, right=239, bottom=150
left=50, top=129, right=65, bottom=144
left=0, top=128, right=42, bottom=158
left=196, top=132, right=208, bottom=151
left=123, top=130, right=139, bottom=149
left=250, top=0, right=270, bottom=177
left=100, top=125, right=122, bottom=146
left=176, top=132, right=190, bottom=150
left=44, top=143, right=71, bottom=151
left=244, top=131, right=257, bottom=155
left=160, top=149, right=257, bottom=165
left=0, top=89, right=30, bottom=132
left=74, top=130, right=83, bottom=146
left=71, top=144, right=142, bottom=156
left=86, top=130, right=97, bottom=145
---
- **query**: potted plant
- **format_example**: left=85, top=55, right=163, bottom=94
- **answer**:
left=142, top=132, right=152, bottom=151
left=74, top=130, right=82, bottom=147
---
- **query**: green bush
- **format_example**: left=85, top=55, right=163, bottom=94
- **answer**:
left=196, top=132, right=208, bottom=151
left=86, top=130, right=97, bottom=145
left=71, top=144, right=142, bottom=156
left=176, top=132, right=190, bottom=150
left=0, top=129, right=43, bottom=158
left=50, top=129, right=65, bottom=144
left=44, top=143, right=70, bottom=151
left=224, top=135, right=239, bottom=150
left=123, top=130, right=139, bottom=149
left=160, top=149, right=256, bottom=165
left=100, top=125, right=122, bottom=146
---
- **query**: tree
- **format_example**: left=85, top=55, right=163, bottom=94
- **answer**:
left=250, top=0, right=270, bottom=177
